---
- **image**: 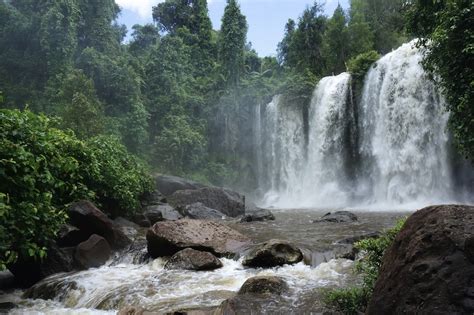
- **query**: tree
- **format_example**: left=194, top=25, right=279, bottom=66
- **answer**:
left=218, top=0, right=248, bottom=86
left=347, top=0, right=374, bottom=56
left=277, top=19, right=296, bottom=65
left=286, top=3, right=327, bottom=76
left=407, top=0, right=474, bottom=160
left=323, top=4, right=351, bottom=75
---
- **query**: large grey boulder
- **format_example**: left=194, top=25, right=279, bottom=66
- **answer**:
left=155, top=175, right=206, bottom=196
left=242, top=239, right=303, bottom=268
left=367, top=205, right=474, bottom=315
left=168, top=187, right=245, bottom=218
left=146, top=219, right=251, bottom=258
left=182, top=202, right=227, bottom=220
left=165, top=248, right=223, bottom=271
left=67, top=200, right=130, bottom=249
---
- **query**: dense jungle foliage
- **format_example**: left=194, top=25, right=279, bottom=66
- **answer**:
left=0, top=0, right=472, bottom=266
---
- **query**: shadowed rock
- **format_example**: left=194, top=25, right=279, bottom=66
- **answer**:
left=313, top=211, right=358, bottom=223
left=165, top=248, right=223, bottom=271
left=155, top=175, right=206, bottom=196
left=367, top=204, right=474, bottom=315
left=75, top=234, right=111, bottom=269
left=240, top=209, right=275, bottom=222
left=242, top=239, right=303, bottom=268
left=67, top=200, right=130, bottom=249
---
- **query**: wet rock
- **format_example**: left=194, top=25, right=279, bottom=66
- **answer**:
left=239, top=276, right=288, bottom=295
left=0, top=302, right=17, bottom=313
left=335, top=231, right=382, bottom=260
left=216, top=294, right=285, bottom=315
left=114, top=217, right=140, bottom=229
left=23, top=278, right=78, bottom=300
left=367, top=204, right=474, bottom=315
left=141, top=190, right=166, bottom=207
left=165, top=248, right=223, bottom=271
left=146, top=219, right=251, bottom=258
left=67, top=200, right=131, bottom=249
left=242, top=239, right=303, bottom=268
left=75, top=234, right=111, bottom=269
left=118, top=306, right=156, bottom=315
left=8, top=245, right=75, bottom=287
left=240, top=209, right=275, bottom=222
left=168, top=187, right=245, bottom=218
left=156, top=175, right=206, bottom=196
left=132, top=213, right=152, bottom=227
left=166, top=307, right=218, bottom=315
left=182, top=202, right=227, bottom=220
left=313, top=211, right=358, bottom=223
left=0, top=270, right=15, bottom=290
left=145, top=204, right=183, bottom=222
left=56, top=224, right=91, bottom=247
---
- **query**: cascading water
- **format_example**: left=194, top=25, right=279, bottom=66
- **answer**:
left=262, top=73, right=354, bottom=208
left=358, top=41, right=452, bottom=206
left=256, top=40, right=471, bottom=209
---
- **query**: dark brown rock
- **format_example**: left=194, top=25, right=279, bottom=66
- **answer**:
left=168, top=187, right=245, bottom=218
left=7, top=245, right=75, bottom=287
left=75, top=234, right=111, bottom=269
left=238, top=276, right=288, bottom=295
left=67, top=200, right=130, bottom=249
left=165, top=248, right=223, bottom=271
left=313, top=211, right=358, bottom=223
left=146, top=219, right=251, bottom=258
left=367, top=204, right=474, bottom=315
left=240, top=209, right=275, bottom=222
left=56, top=224, right=91, bottom=247
left=242, top=239, right=303, bottom=268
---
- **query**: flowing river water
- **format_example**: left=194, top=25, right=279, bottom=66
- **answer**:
left=1, top=209, right=409, bottom=314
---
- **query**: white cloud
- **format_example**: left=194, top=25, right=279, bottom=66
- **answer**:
left=116, top=0, right=161, bottom=19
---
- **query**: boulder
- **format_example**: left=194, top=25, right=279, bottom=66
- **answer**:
left=165, top=248, right=223, bottom=271
left=118, top=306, right=156, bottom=315
left=367, top=204, right=474, bottom=315
left=56, top=224, right=90, bottom=247
left=155, top=175, right=206, bottom=196
left=146, top=219, right=251, bottom=258
left=144, top=204, right=182, bottom=222
left=140, top=190, right=165, bottom=207
left=67, top=200, right=131, bottom=249
left=75, top=234, right=111, bottom=269
left=182, top=202, right=227, bottom=220
left=313, top=211, right=358, bottom=223
left=238, top=276, right=288, bottom=295
left=8, top=245, right=75, bottom=287
left=242, top=239, right=303, bottom=268
left=168, top=187, right=245, bottom=218
left=240, top=209, right=275, bottom=222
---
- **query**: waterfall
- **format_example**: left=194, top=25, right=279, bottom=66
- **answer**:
left=359, top=41, right=452, bottom=206
left=253, top=40, right=470, bottom=209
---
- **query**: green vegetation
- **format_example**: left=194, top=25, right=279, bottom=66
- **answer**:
left=0, top=109, right=152, bottom=269
left=323, top=219, right=406, bottom=314
left=406, top=0, right=474, bottom=161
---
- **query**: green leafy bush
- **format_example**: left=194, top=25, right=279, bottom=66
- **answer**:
left=323, top=219, right=406, bottom=314
left=347, top=50, right=380, bottom=80
left=0, top=109, right=153, bottom=269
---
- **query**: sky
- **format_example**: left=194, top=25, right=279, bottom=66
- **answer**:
left=116, top=0, right=350, bottom=57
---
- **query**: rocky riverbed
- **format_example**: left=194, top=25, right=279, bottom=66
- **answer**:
left=0, top=206, right=408, bottom=314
